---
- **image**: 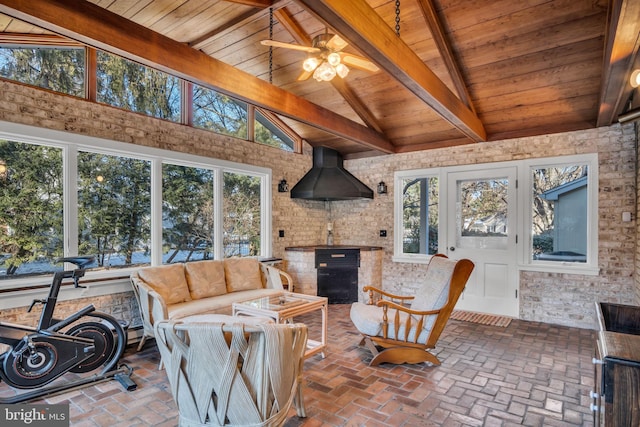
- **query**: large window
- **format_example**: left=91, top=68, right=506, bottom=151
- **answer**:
left=162, top=164, right=214, bottom=263
left=0, top=124, right=271, bottom=283
left=78, top=152, right=151, bottom=268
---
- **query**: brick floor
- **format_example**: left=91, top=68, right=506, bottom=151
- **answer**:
left=0, top=304, right=596, bottom=426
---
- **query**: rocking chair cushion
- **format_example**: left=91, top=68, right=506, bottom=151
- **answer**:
left=350, top=303, right=434, bottom=344
left=410, top=256, right=457, bottom=312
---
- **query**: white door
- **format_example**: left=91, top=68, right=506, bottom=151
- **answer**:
left=446, top=167, right=518, bottom=317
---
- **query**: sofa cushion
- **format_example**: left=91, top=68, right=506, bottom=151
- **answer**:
left=138, top=263, right=191, bottom=305
left=168, top=288, right=283, bottom=318
left=224, top=257, right=263, bottom=292
left=184, top=260, right=227, bottom=299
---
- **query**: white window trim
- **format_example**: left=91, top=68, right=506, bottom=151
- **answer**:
left=393, top=154, right=599, bottom=276
left=518, top=153, right=599, bottom=276
left=392, top=167, right=441, bottom=264
left=0, top=121, right=272, bottom=291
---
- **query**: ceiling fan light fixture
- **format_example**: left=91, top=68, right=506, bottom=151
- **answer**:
left=303, top=56, right=319, bottom=72
left=631, top=69, right=640, bottom=88
left=336, top=63, right=349, bottom=78
left=314, top=61, right=336, bottom=81
left=327, top=52, right=341, bottom=66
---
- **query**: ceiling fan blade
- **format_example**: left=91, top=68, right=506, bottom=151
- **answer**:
left=297, top=69, right=313, bottom=81
left=260, top=40, right=320, bottom=53
left=326, top=34, right=348, bottom=52
left=340, top=53, right=380, bottom=72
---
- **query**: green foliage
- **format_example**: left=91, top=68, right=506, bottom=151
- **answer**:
left=193, top=86, right=248, bottom=138
left=0, top=46, right=85, bottom=96
left=223, top=172, right=261, bottom=257
left=162, top=164, right=214, bottom=262
left=96, top=51, right=180, bottom=121
left=0, top=140, right=63, bottom=273
left=402, top=177, right=438, bottom=254
left=77, top=152, right=151, bottom=266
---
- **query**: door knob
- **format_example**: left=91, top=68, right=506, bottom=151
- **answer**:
left=449, top=246, right=455, bottom=251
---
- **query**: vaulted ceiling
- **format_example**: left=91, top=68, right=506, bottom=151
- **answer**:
left=0, top=0, right=638, bottom=158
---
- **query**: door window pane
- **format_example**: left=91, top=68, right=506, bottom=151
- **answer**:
left=532, top=165, right=588, bottom=262
left=0, top=140, right=63, bottom=277
left=77, top=152, right=151, bottom=268
left=162, top=164, right=214, bottom=263
left=456, top=178, right=508, bottom=250
left=223, top=172, right=261, bottom=257
left=97, top=51, right=180, bottom=121
left=0, top=46, right=85, bottom=96
left=401, top=177, right=438, bottom=254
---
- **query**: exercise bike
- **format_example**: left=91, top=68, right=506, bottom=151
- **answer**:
left=0, top=256, right=136, bottom=403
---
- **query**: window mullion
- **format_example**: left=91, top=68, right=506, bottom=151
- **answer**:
left=151, top=159, right=163, bottom=266
left=64, top=145, right=79, bottom=257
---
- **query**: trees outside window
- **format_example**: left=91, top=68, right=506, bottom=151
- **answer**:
left=401, top=176, right=438, bottom=255
left=193, top=85, right=248, bottom=138
left=96, top=51, right=180, bottom=121
left=223, top=172, right=261, bottom=257
left=77, top=152, right=151, bottom=268
left=0, top=46, right=85, bottom=96
left=162, top=164, right=214, bottom=263
left=0, top=140, right=63, bottom=276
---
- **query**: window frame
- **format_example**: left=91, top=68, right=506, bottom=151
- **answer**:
left=0, top=120, right=272, bottom=290
left=393, top=154, right=599, bottom=275
left=393, top=167, right=441, bottom=264
left=518, top=153, right=599, bottom=275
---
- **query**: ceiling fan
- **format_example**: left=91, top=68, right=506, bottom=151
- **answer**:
left=261, top=33, right=379, bottom=82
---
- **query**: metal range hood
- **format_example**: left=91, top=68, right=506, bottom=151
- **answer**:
left=290, top=147, right=374, bottom=201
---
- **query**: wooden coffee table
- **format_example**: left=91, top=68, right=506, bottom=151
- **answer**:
left=232, top=292, right=328, bottom=359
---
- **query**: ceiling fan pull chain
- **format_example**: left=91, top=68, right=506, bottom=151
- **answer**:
left=268, top=7, right=273, bottom=84
left=395, top=0, right=401, bottom=36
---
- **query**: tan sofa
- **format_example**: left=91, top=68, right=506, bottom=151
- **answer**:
left=130, top=257, right=293, bottom=350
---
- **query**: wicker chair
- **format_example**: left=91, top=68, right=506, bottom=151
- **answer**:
left=154, top=319, right=308, bottom=426
left=350, top=254, right=474, bottom=366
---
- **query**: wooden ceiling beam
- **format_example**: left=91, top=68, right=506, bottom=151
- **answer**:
left=296, top=0, right=486, bottom=142
left=0, top=0, right=394, bottom=154
left=273, top=7, right=385, bottom=134
left=416, top=0, right=476, bottom=114
left=596, top=0, right=640, bottom=126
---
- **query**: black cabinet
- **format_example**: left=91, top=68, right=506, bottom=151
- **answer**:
left=315, top=248, right=359, bottom=304
left=593, top=303, right=640, bottom=426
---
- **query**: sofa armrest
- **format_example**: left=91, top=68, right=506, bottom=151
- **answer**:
left=130, top=273, right=170, bottom=338
left=261, top=264, right=295, bottom=292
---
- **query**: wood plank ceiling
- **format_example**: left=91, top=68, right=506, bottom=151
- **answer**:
left=0, top=0, right=638, bottom=158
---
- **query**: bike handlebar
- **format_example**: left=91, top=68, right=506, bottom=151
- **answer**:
left=56, top=256, right=95, bottom=269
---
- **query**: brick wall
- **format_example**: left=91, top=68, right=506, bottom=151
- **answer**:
left=341, top=124, right=637, bottom=328
left=0, top=80, right=637, bottom=329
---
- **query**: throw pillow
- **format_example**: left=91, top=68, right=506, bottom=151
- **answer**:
left=138, top=264, right=191, bottom=305
left=224, top=257, right=263, bottom=292
left=184, top=260, right=227, bottom=299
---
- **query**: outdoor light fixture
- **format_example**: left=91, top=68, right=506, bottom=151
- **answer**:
left=377, top=181, right=387, bottom=194
left=278, top=179, right=289, bottom=192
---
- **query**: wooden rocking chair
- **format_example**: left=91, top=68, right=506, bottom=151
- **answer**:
left=350, top=254, right=474, bottom=366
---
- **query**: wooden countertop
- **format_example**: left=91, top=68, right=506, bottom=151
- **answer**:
left=285, top=245, right=383, bottom=252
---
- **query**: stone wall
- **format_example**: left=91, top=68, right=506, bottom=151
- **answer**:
left=0, top=80, right=638, bottom=329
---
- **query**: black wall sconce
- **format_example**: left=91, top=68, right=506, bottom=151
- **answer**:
left=278, top=179, right=289, bottom=192
left=377, top=181, right=387, bottom=194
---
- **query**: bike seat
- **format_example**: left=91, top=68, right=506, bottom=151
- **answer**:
left=56, top=256, right=95, bottom=268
